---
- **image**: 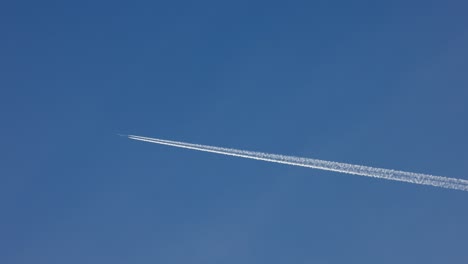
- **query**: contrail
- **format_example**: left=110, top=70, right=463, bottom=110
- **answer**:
left=127, top=134, right=468, bottom=192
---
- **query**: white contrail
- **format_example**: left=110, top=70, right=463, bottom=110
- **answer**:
left=127, top=134, right=468, bottom=192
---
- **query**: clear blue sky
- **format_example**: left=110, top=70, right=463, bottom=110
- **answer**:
left=2, top=1, right=468, bottom=263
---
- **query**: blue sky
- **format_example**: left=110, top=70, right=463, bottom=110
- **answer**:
left=1, top=0, right=468, bottom=263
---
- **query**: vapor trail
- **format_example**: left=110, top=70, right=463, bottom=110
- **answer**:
left=127, top=134, right=468, bottom=192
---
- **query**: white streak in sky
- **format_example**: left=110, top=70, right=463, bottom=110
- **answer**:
left=127, top=134, right=468, bottom=192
